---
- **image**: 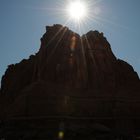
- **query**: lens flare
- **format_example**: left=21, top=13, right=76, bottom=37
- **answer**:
left=58, top=131, right=64, bottom=139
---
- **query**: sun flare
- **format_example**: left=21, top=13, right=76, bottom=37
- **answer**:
left=67, top=0, right=87, bottom=22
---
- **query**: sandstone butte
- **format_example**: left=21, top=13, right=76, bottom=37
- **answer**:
left=0, top=24, right=140, bottom=139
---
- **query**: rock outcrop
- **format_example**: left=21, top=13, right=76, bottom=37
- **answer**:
left=0, top=24, right=140, bottom=139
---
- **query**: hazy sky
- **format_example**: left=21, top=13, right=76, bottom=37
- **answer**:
left=0, top=0, right=140, bottom=84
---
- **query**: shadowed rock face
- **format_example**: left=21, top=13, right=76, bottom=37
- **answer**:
left=0, top=24, right=140, bottom=137
left=1, top=24, right=139, bottom=94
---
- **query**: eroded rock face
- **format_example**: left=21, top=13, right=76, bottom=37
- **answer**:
left=0, top=24, right=140, bottom=136
left=1, top=24, right=139, bottom=96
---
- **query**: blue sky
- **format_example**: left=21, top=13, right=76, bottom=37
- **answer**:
left=0, top=0, right=140, bottom=84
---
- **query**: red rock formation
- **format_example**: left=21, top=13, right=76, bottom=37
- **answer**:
left=0, top=24, right=140, bottom=139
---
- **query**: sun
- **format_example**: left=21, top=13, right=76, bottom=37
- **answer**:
left=67, top=0, right=87, bottom=22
